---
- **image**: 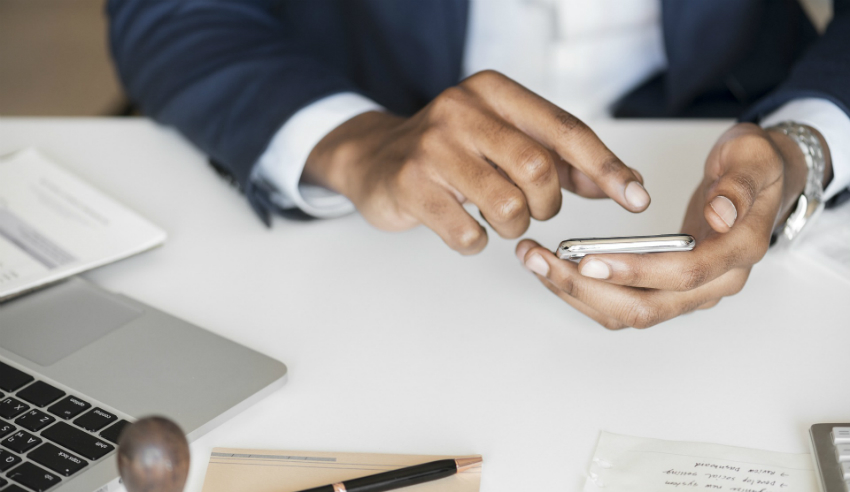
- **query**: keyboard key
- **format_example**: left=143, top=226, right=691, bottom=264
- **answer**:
left=0, top=476, right=6, bottom=488
left=29, top=443, right=88, bottom=477
left=0, top=418, right=15, bottom=437
left=0, top=397, right=30, bottom=419
left=0, top=362, right=34, bottom=392
left=836, top=427, right=850, bottom=445
left=41, top=422, right=114, bottom=460
left=74, top=408, right=116, bottom=432
left=837, top=444, right=850, bottom=462
left=2, top=430, right=42, bottom=453
left=100, top=419, right=130, bottom=444
left=5, top=484, right=29, bottom=492
left=15, top=409, right=56, bottom=433
left=47, top=395, right=91, bottom=420
left=0, top=448, right=23, bottom=471
left=16, top=381, right=65, bottom=408
left=7, top=461, right=62, bottom=492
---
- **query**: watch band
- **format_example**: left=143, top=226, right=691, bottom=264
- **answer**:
left=767, top=122, right=826, bottom=244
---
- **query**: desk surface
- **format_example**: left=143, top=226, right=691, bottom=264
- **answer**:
left=1, top=118, right=847, bottom=492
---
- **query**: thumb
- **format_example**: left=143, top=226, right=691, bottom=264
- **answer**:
left=515, top=239, right=542, bottom=265
left=704, top=165, right=768, bottom=233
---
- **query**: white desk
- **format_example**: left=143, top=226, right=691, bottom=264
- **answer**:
left=1, top=118, right=847, bottom=492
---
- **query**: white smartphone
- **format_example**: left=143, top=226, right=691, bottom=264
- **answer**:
left=557, top=234, right=695, bottom=261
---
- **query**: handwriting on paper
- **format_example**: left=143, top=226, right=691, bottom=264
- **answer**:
left=662, top=463, right=795, bottom=491
left=583, top=432, right=817, bottom=492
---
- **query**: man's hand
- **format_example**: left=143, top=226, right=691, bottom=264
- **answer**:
left=516, top=122, right=833, bottom=329
left=303, top=70, right=649, bottom=254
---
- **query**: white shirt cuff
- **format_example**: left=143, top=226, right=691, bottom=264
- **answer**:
left=252, top=92, right=384, bottom=218
left=760, top=97, right=850, bottom=200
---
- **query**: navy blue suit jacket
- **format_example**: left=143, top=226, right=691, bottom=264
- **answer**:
left=109, top=0, right=850, bottom=217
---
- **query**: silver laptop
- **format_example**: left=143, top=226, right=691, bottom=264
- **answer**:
left=0, top=278, right=287, bottom=492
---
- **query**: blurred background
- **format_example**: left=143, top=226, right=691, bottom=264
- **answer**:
left=0, top=0, right=833, bottom=117
left=0, top=0, right=123, bottom=116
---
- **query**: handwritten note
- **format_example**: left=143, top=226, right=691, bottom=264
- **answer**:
left=584, top=432, right=817, bottom=492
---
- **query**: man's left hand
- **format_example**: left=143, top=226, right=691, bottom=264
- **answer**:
left=515, top=122, right=831, bottom=329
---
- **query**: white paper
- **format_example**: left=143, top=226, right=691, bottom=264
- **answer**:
left=584, top=432, right=817, bottom=492
left=0, top=148, right=166, bottom=300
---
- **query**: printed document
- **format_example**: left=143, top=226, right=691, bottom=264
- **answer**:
left=584, top=432, right=817, bottom=492
left=0, top=149, right=166, bottom=300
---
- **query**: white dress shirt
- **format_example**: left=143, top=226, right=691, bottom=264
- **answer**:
left=253, top=0, right=850, bottom=218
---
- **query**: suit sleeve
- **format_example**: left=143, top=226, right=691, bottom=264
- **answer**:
left=741, top=1, right=850, bottom=202
left=741, top=0, right=850, bottom=121
left=108, top=0, right=357, bottom=188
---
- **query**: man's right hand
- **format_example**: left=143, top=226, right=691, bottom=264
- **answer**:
left=303, top=70, right=650, bottom=254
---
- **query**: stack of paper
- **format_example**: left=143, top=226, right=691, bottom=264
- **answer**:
left=0, top=149, right=166, bottom=301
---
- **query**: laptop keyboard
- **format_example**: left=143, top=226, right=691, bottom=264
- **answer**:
left=0, top=361, right=129, bottom=492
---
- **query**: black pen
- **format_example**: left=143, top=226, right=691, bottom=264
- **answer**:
left=296, top=457, right=483, bottom=492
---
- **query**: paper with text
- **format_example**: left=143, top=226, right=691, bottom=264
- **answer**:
left=584, top=432, right=817, bottom=492
left=0, top=148, right=166, bottom=300
left=201, top=448, right=482, bottom=492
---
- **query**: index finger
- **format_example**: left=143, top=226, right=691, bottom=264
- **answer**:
left=465, top=71, right=650, bottom=213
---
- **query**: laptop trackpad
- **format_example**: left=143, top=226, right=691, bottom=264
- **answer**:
left=0, top=280, right=142, bottom=366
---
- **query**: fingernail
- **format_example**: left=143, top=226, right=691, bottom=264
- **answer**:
left=710, top=195, right=737, bottom=228
left=516, top=243, right=531, bottom=264
left=525, top=253, right=550, bottom=277
left=625, top=181, right=650, bottom=210
left=580, top=259, right=610, bottom=279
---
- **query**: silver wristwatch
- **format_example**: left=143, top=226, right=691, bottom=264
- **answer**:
left=767, top=121, right=826, bottom=245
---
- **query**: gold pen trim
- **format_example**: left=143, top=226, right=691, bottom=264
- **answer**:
left=454, top=457, right=483, bottom=473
